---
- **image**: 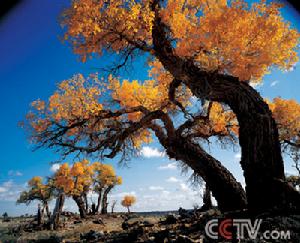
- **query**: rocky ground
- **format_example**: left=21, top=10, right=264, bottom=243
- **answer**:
left=1, top=209, right=300, bottom=243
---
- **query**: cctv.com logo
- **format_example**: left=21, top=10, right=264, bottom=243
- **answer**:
left=205, top=219, right=291, bottom=241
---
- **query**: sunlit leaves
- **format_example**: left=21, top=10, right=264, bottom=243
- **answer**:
left=121, top=195, right=136, bottom=208
left=17, top=176, right=52, bottom=205
left=62, top=0, right=299, bottom=83
left=53, top=160, right=94, bottom=196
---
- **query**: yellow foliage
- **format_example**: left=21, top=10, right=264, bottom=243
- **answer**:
left=93, top=162, right=122, bottom=188
left=268, top=97, right=300, bottom=143
left=62, top=0, right=299, bottom=83
left=54, top=160, right=94, bottom=196
left=121, top=195, right=136, bottom=207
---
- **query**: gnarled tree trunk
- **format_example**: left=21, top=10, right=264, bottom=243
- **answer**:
left=49, top=193, right=65, bottom=230
left=150, top=123, right=247, bottom=212
left=73, top=195, right=87, bottom=218
left=169, top=137, right=246, bottom=212
left=101, top=186, right=113, bottom=214
left=95, top=188, right=103, bottom=213
left=151, top=7, right=300, bottom=214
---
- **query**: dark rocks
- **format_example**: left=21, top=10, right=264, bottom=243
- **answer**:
left=74, top=220, right=82, bottom=224
left=92, top=218, right=104, bottom=225
left=164, top=214, right=178, bottom=224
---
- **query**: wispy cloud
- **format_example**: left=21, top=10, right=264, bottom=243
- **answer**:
left=50, top=163, right=60, bottom=173
left=0, top=180, right=26, bottom=201
left=8, top=170, right=23, bottom=177
left=158, top=162, right=177, bottom=170
left=166, top=176, right=180, bottom=183
left=149, top=186, right=164, bottom=191
left=270, top=80, right=279, bottom=87
left=140, top=146, right=165, bottom=158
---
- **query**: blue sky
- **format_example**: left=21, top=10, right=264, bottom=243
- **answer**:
left=0, top=0, right=299, bottom=216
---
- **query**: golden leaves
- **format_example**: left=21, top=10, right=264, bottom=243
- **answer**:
left=268, top=97, right=300, bottom=142
left=62, top=0, right=299, bottom=83
left=121, top=195, right=136, bottom=207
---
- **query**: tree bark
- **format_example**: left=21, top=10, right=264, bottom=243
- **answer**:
left=37, top=204, right=42, bottom=226
left=150, top=123, right=247, bottom=212
left=168, top=136, right=247, bottom=212
left=73, top=195, right=87, bottom=218
left=49, top=193, right=65, bottom=230
left=83, top=193, right=89, bottom=212
left=101, top=186, right=113, bottom=214
left=127, top=206, right=130, bottom=213
left=150, top=7, right=300, bottom=214
left=95, top=188, right=103, bottom=213
left=44, top=201, right=50, bottom=219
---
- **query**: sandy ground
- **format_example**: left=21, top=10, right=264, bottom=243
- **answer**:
left=0, top=213, right=162, bottom=242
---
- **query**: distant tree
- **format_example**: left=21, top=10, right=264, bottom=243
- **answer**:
left=121, top=195, right=136, bottom=213
left=17, top=176, right=53, bottom=225
left=2, top=212, right=8, bottom=219
left=92, top=162, right=122, bottom=214
left=111, top=200, right=117, bottom=213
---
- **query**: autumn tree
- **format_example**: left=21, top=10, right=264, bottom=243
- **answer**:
left=53, top=160, right=94, bottom=218
left=59, top=0, right=300, bottom=213
left=25, top=74, right=247, bottom=212
left=121, top=195, right=136, bottom=213
left=92, top=162, right=122, bottom=214
left=17, top=176, right=53, bottom=225
left=24, top=0, right=300, bottom=214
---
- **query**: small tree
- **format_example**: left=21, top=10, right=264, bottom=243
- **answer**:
left=17, top=176, right=53, bottom=225
left=121, top=195, right=136, bottom=213
left=92, top=162, right=122, bottom=214
left=2, top=212, right=8, bottom=221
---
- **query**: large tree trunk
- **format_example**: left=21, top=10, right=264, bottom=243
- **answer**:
left=73, top=195, right=87, bottom=218
left=101, top=186, right=113, bottom=214
left=168, top=137, right=247, bottom=212
left=49, top=193, right=65, bottom=230
left=151, top=8, right=300, bottom=214
left=95, top=188, right=103, bottom=213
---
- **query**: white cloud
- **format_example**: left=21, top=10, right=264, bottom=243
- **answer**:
left=234, top=153, right=241, bottom=160
left=50, top=163, right=60, bottom=173
left=149, top=186, right=164, bottom=191
left=179, top=183, right=189, bottom=192
left=15, top=171, right=23, bottom=176
left=0, top=180, right=26, bottom=201
left=0, top=187, right=7, bottom=193
left=166, top=176, right=180, bottom=183
left=140, top=146, right=165, bottom=158
left=158, top=162, right=177, bottom=170
left=270, top=80, right=279, bottom=87
left=8, top=170, right=23, bottom=177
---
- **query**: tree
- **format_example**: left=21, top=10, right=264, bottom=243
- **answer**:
left=53, top=160, right=94, bottom=218
left=25, top=0, right=300, bottom=214
left=26, top=74, right=247, bottom=212
left=121, top=195, right=136, bottom=213
left=92, top=162, right=122, bottom=214
left=59, top=0, right=300, bottom=213
left=17, top=176, right=53, bottom=225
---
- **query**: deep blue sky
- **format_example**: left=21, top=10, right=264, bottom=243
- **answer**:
left=0, top=0, right=299, bottom=215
